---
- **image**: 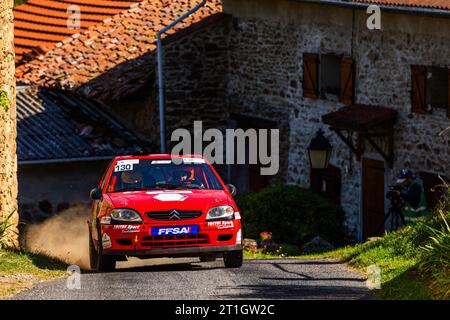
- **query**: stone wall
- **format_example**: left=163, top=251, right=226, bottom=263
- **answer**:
left=18, top=160, right=109, bottom=224
left=102, top=83, right=157, bottom=145
left=163, top=14, right=232, bottom=140
left=0, top=0, right=18, bottom=248
left=163, top=13, right=290, bottom=184
left=162, top=14, right=232, bottom=180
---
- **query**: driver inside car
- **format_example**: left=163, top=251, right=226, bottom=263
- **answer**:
left=172, top=168, right=204, bottom=188
left=172, top=169, right=192, bottom=184
left=121, top=171, right=144, bottom=189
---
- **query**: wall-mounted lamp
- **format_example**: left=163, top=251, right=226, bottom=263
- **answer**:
left=308, top=128, right=332, bottom=169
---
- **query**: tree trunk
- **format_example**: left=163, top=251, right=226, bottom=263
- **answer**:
left=0, top=0, right=18, bottom=249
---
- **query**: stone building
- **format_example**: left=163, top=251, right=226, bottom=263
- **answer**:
left=161, top=0, right=450, bottom=241
left=0, top=0, right=18, bottom=248
left=14, top=0, right=450, bottom=241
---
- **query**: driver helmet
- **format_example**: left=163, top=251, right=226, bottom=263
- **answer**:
left=173, top=170, right=191, bottom=183
left=121, top=171, right=143, bottom=185
left=396, top=169, right=413, bottom=184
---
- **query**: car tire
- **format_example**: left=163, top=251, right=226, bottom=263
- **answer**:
left=89, top=227, right=116, bottom=272
left=89, top=231, right=99, bottom=270
left=223, top=250, right=243, bottom=268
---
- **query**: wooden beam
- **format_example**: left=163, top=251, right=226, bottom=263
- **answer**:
left=331, top=128, right=362, bottom=160
left=363, top=134, right=394, bottom=168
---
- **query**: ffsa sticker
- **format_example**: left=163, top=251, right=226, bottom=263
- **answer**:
left=114, top=159, right=139, bottom=172
left=152, top=225, right=199, bottom=236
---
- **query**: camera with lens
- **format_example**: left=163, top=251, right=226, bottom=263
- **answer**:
left=386, top=184, right=405, bottom=208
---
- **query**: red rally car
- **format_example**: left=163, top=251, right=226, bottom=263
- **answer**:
left=88, top=154, right=243, bottom=271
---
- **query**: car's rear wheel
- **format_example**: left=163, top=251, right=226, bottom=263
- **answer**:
left=223, top=250, right=243, bottom=268
left=89, top=228, right=116, bottom=272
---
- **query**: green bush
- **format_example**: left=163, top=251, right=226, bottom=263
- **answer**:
left=236, top=185, right=349, bottom=246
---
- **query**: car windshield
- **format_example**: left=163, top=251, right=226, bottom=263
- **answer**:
left=106, top=159, right=224, bottom=193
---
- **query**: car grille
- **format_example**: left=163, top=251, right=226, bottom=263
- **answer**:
left=141, top=234, right=208, bottom=247
left=145, top=210, right=203, bottom=220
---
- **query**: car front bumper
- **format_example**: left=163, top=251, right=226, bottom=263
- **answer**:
left=100, top=220, right=242, bottom=258
left=104, top=244, right=242, bottom=258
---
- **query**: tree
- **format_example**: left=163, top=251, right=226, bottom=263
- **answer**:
left=0, top=0, right=18, bottom=248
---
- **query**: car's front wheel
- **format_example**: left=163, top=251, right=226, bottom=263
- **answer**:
left=223, top=250, right=243, bottom=268
left=89, top=229, right=116, bottom=272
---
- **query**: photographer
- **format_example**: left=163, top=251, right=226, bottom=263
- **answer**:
left=395, top=169, right=429, bottom=225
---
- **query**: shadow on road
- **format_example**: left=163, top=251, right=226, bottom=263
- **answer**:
left=260, top=277, right=365, bottom=282
left=244, top=259, right=342, bottom=266
left=117, top=262, right=223, bottom=273
left=266, top=262, right=365, bottom=282
left=214, top=283, right=370, bottom=299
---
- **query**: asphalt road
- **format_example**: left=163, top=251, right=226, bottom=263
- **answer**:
left=14, top=258, right=369, bottom=300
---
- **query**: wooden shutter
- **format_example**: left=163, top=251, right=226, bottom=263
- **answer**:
left=302, top=53, right=319, bottom=99
left=411, top=65, right=427, bottom=114
left=340, top=57, right=355, bottom=105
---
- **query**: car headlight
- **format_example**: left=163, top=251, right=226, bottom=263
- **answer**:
left=110, top=209, right=143, bottom=223
left=206, top=205, right=234, bottom=220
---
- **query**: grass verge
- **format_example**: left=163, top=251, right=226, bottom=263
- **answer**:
left=302, top=237, right=434, bottom=299
left=244, top=218, right=448, bottom=299
left=0, top=249, right=68, bottom=298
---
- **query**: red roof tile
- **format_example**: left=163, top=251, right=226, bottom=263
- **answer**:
left=16, top=0, right=223, bottom=101
left=14, top=0, right=142, bottom=64
left=353, top=0, right=450, bottom=10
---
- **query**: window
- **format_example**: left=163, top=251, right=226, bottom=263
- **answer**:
left=427, top=67, right=449, bottom=110
left=302, top=53, right=355, bottom=105
left=107, top=160, right=224, bottom=192
left=411, top=65, right=450, bottom=117
left=320, top=54, right=341, bottom=99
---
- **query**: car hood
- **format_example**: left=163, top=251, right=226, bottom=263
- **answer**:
left=106, top=189, right=234, bottom=213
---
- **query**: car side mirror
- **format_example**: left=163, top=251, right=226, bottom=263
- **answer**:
left=90, top=187, right=102, bottom=200
left=226, top=184, right=237, bottom=196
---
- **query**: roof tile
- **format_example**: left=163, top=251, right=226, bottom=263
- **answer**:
left=354, top=0, right=450, bottom=10
left=17, top=86, right=150, bottom=162
left=14, top=0, right=143, bottom=64
left=16, top=0, right=223, bottom=101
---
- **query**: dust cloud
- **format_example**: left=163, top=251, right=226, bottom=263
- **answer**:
left=24, top=204, right=91, bottom=270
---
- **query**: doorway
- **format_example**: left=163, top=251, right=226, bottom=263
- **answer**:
left=362, top=158, right=386, bottom=240
left=229, top=114, right=277, bottom=193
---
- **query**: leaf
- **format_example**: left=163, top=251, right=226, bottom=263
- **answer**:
left=0, top=90, right=10, bottom=112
